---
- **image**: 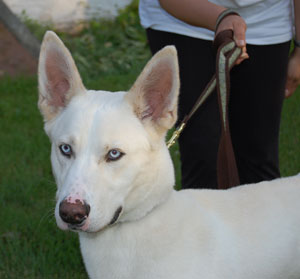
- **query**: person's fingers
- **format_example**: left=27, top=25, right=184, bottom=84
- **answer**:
left=235, top=53, right=249, bottom=65
left=285, top=77, right=298, bottom=98
left=284, top=49, right=300, bottom=98
left=232, top=19, right=248, bottom=64
left=217, top=15, right=246, bottom=46
left=285, top=89, right=291, bottom=98
left=234, top=44, right=249, bottom=65
left=216, top=15, right=248, bottom=64
left=232, top=21, right=247, bottom=48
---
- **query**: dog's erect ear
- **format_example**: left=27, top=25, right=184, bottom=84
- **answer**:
left=126, top=46, right=180, bottom=136
left=38, top=31, right=85, bottom=122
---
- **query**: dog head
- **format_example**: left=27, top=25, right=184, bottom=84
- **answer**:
left=38, top=31, right=179, bottom=233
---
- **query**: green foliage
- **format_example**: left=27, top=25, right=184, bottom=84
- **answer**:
left=25, top=0, right=150, bottom=84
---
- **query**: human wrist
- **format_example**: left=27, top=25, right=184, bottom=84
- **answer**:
left=292, top=39, right=300, bottom=55
left=294, top=38, right=300, bottom=48
left=290, top=45, right=300, bottom=65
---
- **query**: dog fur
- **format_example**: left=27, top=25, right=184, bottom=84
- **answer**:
left=38, top=31, right=300, bottom=279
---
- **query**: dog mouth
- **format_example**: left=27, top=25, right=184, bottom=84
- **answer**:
left=67, top=218, right=89, bottom=231
left=68, top=221, right=85, bottom=230
left=109, top=206, right=123, bottom=226
left=65, top=206, right=123, bottom=233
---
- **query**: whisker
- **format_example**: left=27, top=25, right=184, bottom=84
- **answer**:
left=34, top=206, right=56, bottom=234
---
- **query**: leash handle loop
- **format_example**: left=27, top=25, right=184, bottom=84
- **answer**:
left=215, top=34, right=241, bottom=189
left=167, top=29, right=242, bottom=189
left=167, top=30, right=241, bottom=149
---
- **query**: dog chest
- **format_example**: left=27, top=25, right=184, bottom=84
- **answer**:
left=79, top=178, right=300, bottom=279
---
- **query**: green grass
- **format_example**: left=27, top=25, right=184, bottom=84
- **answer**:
left=280, top=93, right=300, bottom=175
left=0, top=1, right=299, bottom=277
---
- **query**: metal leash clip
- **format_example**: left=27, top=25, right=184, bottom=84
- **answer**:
left=167, top=122, right=186, bottom=149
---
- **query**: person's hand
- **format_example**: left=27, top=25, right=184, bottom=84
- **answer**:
left=216, top=14, right=249, bottom=65
left=285, top=47, right=300, bottom=98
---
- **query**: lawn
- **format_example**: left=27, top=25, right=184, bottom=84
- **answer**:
left=0, top=2, right=299, bottom=278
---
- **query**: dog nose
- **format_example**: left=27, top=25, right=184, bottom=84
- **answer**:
left=59, top=199, right=90, bottom=225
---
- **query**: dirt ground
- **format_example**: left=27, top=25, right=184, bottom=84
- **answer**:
left=0, top=22, right=37, bottom=77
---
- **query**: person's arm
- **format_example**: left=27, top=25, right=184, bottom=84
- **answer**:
left=158, top=0, right=248, bottom=64
left=159, top=0, right=226, bottom=30
left=285, top=0, right=300, bottom=98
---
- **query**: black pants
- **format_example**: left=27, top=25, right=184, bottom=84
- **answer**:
left=146, top=28, right=291, bottom=189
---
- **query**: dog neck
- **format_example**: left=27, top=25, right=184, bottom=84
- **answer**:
left=120, top=184, right=173, bottom=223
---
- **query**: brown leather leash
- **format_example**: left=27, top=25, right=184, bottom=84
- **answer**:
left=167, top=30, right=241, bottom=189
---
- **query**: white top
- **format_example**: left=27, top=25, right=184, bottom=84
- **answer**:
left=139, top=0, right=293, bottom=45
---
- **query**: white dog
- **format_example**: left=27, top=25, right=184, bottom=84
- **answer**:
left=38, top=31, right=300, bottom=279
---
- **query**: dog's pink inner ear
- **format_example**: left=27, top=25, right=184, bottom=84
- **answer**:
left=142, top=63, right=173, bottom=121
left=45, top=50, right=70, bottom=107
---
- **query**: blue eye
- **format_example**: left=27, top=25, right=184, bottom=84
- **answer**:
left=59, top=144, right=72, bottom=157
left=107, top=149, right=124, bottom=161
